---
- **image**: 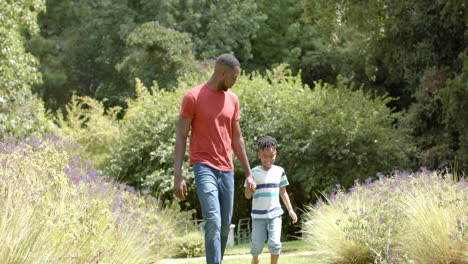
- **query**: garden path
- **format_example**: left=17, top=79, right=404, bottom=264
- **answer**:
left=158, top=250, right=320, bottom=264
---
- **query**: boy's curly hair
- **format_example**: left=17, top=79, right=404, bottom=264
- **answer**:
left=257, top=136, right=277, bottom=150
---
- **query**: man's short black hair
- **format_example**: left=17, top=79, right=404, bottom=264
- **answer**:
left=216, top=53, right=240, bottom=68
left=257, top=136, right=277, bottom=150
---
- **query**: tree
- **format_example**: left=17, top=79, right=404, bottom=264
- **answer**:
left=248, top=0, right=303, bottom=72
left=116, top=21, right=197, bottom=92
left=0, top=0, right=53, bottom=139
left=0, top=0, right=44, bottom=102
left=301, top=0, right=467, bottom=169
left=170, top=0, right=264, bottom=64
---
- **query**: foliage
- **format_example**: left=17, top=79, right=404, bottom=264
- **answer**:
left=441, top=52, right=468, bottom=170
left=116, top=21, right=197, bottom=91
left=55, top=94, right=122, bottom=170
left=236, top=66, right=414, bottom=199
left=29, top=0, right=197, bottom=109
left=0, top=0, right=44, bottom=101
left=301, top=0, right=467, bottom=170
left=28, top=0, right=103, bottom=108
left=0, top=135, right=186, bottom=263
left=169, top=0, right=265, bottom=64
left=169, top=231, right=205, bottom=258
left=399, top=68, right=454, bottom=169
left=0, top=0, right=53, bottom=140
left=104, top=79, right=195, bottom=200
left=303, top=169, right=467, bottom=263
left=248, top=0, right=303, bottom=72
left=0, top=94, right=54, bottom=141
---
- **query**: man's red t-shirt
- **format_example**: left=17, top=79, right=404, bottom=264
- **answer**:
left=180, top=83, right=240, bottom=171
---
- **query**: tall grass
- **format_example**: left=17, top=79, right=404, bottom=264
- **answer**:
left=303, top=169, right=467, bottom=263
left=0, top=135, right=188, bottom=263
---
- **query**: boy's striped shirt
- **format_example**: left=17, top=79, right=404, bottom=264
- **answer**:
left=244, top=165, right=289, bottom=219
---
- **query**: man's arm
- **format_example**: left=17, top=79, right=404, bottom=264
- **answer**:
left=173, top=115, right=192, bottom=200
left=231, top=120, right=256, bottom=191
left=280, top=186, right=297, bottom=224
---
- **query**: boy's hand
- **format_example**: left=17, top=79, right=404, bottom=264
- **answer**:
left=246, top=175, right=256, bottom=192
left=289, top=210, right=297, bottom=224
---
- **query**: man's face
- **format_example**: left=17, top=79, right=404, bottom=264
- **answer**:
left=220, top=66, right=240, bottom=91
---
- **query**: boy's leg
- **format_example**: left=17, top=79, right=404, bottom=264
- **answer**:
left=218, top=169, right=234, bottom=259
left=271, top=254, right=279, bottom=264
left=252, top=255, right=260, bottom=264
left=251, top=219, right=267, bottom=264
left=267, top=216, right=282, bottom=264
left=193, top=163, right=222, bottom=264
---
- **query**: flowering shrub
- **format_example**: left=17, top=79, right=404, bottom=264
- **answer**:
left=0, top=135, right=193, bottom=263
left=55, top=94, right=121, bottom=170
left=303, top=169, right=467, bottom=263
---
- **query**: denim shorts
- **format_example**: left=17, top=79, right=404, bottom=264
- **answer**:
left=250, top=216, right=282, bottom=255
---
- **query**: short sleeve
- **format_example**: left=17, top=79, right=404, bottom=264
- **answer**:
left=279, top=169, right=289, bottom=187
left=180, top=92, right=196, bottom=119
left=233, top=97, right=240, bottom=121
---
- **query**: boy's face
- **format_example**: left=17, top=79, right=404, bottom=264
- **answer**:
left=258, top=147, right=277, bottom=170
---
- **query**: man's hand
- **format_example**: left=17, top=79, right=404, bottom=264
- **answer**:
left=245, top=175, right=256, bottom=192
left=173, top=176, right=188, bottom=200
left=289, top=210, right=298, bottom=224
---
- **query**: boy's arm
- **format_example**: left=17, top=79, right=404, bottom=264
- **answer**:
left=244, top=186, right=253, bottom=199
left=280, top=186, right=297, bottom=224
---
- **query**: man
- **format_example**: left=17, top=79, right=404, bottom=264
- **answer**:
left=173, top=53, right=256, bottom=264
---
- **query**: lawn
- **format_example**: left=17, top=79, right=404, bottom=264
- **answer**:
left=164, top=240, right=319, bottom=264
left=175, top=254, right=321, bottom=264
left=224, top=239, right=311, bottom=255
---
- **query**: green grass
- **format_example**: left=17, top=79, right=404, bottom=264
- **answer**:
left=224, top=240, right=310, bottom=255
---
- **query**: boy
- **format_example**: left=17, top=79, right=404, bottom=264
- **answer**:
left=244, top=136, right=297, bottom=264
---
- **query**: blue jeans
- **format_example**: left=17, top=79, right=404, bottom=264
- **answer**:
left=193, top=163, right=234, bottom=264
left=251, top=216, right=282, bottom=255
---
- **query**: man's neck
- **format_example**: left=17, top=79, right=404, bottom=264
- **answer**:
left=206, top=78, right=220, bottom=91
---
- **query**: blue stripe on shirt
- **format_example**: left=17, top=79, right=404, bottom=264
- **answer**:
left=280, top=180, right=289, bottom=186
left=256, top=183, right=279, bottom=189
left=253, top=192, right=279, bottom=198
left=252, top=207, right=282, bottom=215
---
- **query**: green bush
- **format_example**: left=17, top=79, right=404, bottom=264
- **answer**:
left=55, top=94, right=121, bottom=170
left=0, top=95, right=54, bottom=141
left=236, top=66, right=414, bottom=198
left=302, top=170, right=466, bottom=263
left=103, top=79, right=195, bottom=198
left=169, top=231, right=205, bottom=258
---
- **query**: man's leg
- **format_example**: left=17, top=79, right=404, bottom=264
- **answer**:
left=267, top=216, right=282, bottom=264
left=218, top=169, right=234, bottom=258
left=194, top=163, right=222, bottom=264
